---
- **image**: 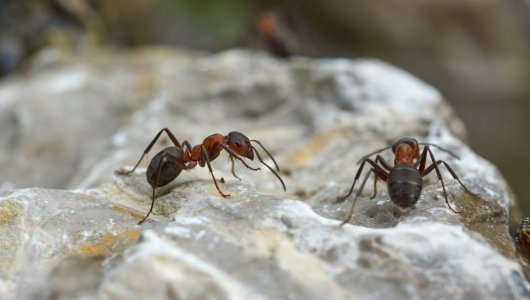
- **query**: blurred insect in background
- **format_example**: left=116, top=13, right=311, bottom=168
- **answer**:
left=257, top=11, right=292, bottom=58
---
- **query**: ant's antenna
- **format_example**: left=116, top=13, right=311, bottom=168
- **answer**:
left=419, top=143, right=460, bottom=159
left=250, top=144, right=286, bottom=191
left=356, top=145, right=393, bottom=164
left=251, top=140, right=280, bottom=172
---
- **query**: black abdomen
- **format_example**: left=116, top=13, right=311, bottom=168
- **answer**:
left=387, top=166, right=422, bottom=207
left=146, top=147, right=183, bottom=188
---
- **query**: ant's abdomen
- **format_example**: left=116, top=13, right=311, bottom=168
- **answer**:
left=387, top=165, right=423, bottom=207
left=146, top=147, right=183, bottom=187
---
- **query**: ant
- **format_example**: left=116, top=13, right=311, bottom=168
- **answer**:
left=116, top=128, right=286, bottom=224
left=337, top=137, right=477, bottom=226
left=257, top=11, right=291, bottom=58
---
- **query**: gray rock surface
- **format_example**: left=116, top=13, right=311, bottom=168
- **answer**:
left=0, top=48, right=527, bottom=299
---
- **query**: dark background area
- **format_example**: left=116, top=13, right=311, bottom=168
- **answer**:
left=1, top=0, right=529, bottom=214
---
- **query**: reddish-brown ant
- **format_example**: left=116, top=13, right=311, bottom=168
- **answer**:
left=257, top=11, right=291, bottom=58
left=116, top=128, right=286, bottom=224
left=337, top=138, right=477, bottom=226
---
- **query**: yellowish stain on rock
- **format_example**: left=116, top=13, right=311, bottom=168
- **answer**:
left=286, top=129, right=347, bottom=166
left=78, top=228, right=140, bottom=258
left=123, top=228, right=141, bottom=243
left=111, top=204, right=144, bottom=219
left=79, top=232, right=118, bottom=257
left=0, top=200, right=23, bottom=226
left=0, top=200, right=24, bottom=280
left=79, top=243, right=109, bottom=257
left=206, top=185, right=237, bottom=199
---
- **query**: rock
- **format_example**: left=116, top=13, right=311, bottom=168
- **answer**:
left=0, top=48, right=528, bottom=299
left=513, top=218, right=530, bottom=280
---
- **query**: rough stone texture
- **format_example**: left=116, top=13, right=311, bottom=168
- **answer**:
left=0, top=48, right=528, bottom=299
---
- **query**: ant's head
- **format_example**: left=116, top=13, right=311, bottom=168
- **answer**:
left=392, top=138, right=420, bottom=165
left=258, top=12, right=279, bottom=39
left=226, top=131, right=254, bottom=160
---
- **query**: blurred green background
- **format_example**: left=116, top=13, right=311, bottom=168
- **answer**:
left=1, top=0, right=529, bottom=214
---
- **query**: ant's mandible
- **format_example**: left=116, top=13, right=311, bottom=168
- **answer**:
left=116, top=128, right=286, bottom=224
left=337, top=138, right=477, bottom=226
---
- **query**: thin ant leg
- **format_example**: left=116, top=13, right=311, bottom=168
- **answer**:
left=229, top=155, right=242, bottom=180
left=420, top=146, right=460, bottom=213
left=117, top=128, right=183, bottom=175
left=218, top=144, right=260, bottom=171
left=201, top=144, right=230, bottom=197
left=370, top=155, right=392, bottom=199
left=182, top=140, right=193, bottom=152
left=418, top=145, right=429, bottom=173
left=375, top=155, right=392, bottom=171
left=251, top=140, right=280, bottom=171
left=340, top=169, right=373, bottom=226
left=138, top=154, right=189, bottom=225
left=138, top=156, right=165, bottom=224
left=423, top=160, right=477, bottom=196
left=370, top=175, right=378, bottom=199
left=340, top=167, right=388, bottom=226
left=336, top=158, right=389, bottom=203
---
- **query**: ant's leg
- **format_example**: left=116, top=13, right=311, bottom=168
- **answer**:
left=370, top=155, right=392, bottom=199
left=219, top=144, right=260, bottom=171
left=418, top=145, right=429, bottom=173
left=182, top=140, right=193, bottom=153
left=340, top=167, right=388, bottom=226
left=138, top=152, right=193, bottom=224
left=370, top=175, right=378, bottom=199
left=201, top=145, right=230, bottom=197
left=375, top=155, right=392, bottom=171
left=138, top=155, right=167, bottom=224
left=336, top=158, right=389, bottom=203
left=159, top=128, right=184, bottom=149
left=178, top=140, right=193, bottom=162
left=420, top=146, right=459, bottom=213
left=117, top=128, right=184, bottom=175
left=251, top=145, right=286, bottom=191
left=340, top=169, right=372, bottom=226
left=250, top=140, right=280, bottom=171
left=218, top=142, right=286, bottom=192
left=337, top=159, right=371, bottom=203
left=229, top=156, right=242, bottom=180
left=423, top=160, right=477, bottom=196
left=165, top=154, right=193, bottom=170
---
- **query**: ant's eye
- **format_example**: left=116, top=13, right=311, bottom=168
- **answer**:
left=235, top=140, right=242, bottom=147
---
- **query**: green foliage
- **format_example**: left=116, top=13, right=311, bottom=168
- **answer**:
left=156, top=0, right=251, bottom=41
